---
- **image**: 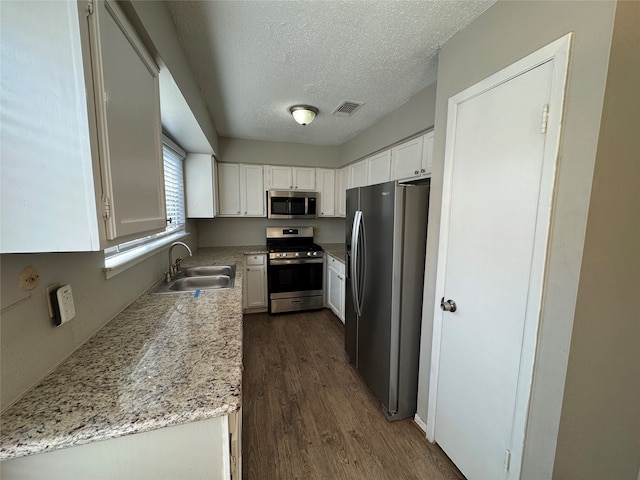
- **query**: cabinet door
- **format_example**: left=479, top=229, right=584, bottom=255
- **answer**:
left=217, top=163, right=241, bottom=216
left=316, top=168, right=335, bottom=217
left=92, top=0, right=165, bottom=240
left=391, top=136, right=424, bottom=181
left=326, top=258, right=345, bottom=323
left=264, top=165, right=293, bottom=190
left=245, top=261, right=267, bottom=309
left=350, top=159, right=369, bottom=188
left=420, top=131, right=434, bottom=177
left=240, top=164, right=265, bottom=216
left=185, top=154, right=216, bottom=218
left=293, top=167, right=316, bottom=190
left=336, top=167, right=349, bottom=217
left=0, top=1, right=101, bottom=253
left=367, top=150, right=391, bottom=185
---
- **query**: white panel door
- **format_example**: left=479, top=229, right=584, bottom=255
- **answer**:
left=432, top=50, right=567, bottom=479
left=217, top=163, right=241, bottom=216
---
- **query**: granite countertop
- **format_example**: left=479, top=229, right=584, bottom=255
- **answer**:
left=0, top=246, right=266, bottom=461
left=321, top=243, right=346, bottom=263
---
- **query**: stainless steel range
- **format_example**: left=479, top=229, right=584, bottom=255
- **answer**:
left=266, top=227, right=324, bottom=314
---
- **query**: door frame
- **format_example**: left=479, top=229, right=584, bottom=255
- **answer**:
left=426, top=33, right=572, bottom=479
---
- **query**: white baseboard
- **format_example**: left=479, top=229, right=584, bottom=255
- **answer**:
left=413, top=414, right=428, bottom=437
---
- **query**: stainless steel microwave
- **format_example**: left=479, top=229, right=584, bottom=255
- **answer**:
left=267, top=190, right=318, bottom=219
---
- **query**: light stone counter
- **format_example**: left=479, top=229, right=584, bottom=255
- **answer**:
left=0, top=246, right=266, bottom=461
left=321, top=243, right=346, bottom=263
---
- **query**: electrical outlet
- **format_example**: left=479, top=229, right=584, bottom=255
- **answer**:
left=46, top=283, right=62, bottom=318
left=56, top=285, right=75, bottom=325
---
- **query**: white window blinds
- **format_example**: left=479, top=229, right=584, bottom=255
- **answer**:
left=163, top=141, right=186, bottom=232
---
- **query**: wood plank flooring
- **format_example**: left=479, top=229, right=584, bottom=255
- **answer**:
left=242, top=309, right=464, bottom=480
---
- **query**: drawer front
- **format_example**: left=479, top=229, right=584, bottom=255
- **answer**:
left=246, top=254, right=265, bottom=266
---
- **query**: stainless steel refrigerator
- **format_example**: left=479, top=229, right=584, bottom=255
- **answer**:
left=345, top=180, right=429, bottom=421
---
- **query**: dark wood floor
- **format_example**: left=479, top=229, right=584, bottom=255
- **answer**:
left=242, top=309, right=464, bottom=480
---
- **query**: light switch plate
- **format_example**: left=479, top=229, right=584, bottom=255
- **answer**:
left=55, top=284, right=75, bottom=325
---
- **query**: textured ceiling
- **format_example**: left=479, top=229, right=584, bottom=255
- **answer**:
left=165, top=0, right=495, bottom=146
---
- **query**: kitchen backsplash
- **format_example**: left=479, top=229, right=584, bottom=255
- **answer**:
left=198, top=217, right=345, bottom=247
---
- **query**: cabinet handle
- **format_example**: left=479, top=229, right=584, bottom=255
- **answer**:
left=414, top=170, right=419, bottom=175
left=237, top=210, right=240, bottom=214
left=244, top=211, right=247, bottom=214
left=421, top=168, right=425, bottom=173
left=290, top=185, right=293, bottom=189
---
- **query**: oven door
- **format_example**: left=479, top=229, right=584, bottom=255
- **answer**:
left=268, top=257, right=323, bottom=297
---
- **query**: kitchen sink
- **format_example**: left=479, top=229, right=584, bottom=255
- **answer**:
left=151, top=265, right=235, bottom=294
left=182, top=265, right=234, bottom=277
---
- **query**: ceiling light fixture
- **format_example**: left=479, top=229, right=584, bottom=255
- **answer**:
left=290, top=105, right=318, bottom=126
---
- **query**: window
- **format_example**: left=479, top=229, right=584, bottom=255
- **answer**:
left=104, top=136, right=187, bottom=276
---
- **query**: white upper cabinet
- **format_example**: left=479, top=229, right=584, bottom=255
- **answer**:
left=263, top=165, right=315, bottom=190
left=240, top=164, right=265, bottom=216
left=336, top=166, right=349, bottom=218
left=218, top=163, right=264, bottom=217
left=217, top=163, right=242, bottom=216
left=185, top=154, right=217, bottom=218
left=420, top=131, right=434, bottom=178
left=315, top=168, right=335, bottom=217
left=391, top=136, right=424, bottom=181
left=292, top=167, right=316, bottom=190
left=264, top=165, right=293, bottom=190
left=391, top=132, right=434, bottom=181
left=367, top=150, right=392, bottom=185
left=91, top=0, right=165, bottom=240
left=0, top=0, right=165, bottom=253
left=350, top=159, right=369, bottom=188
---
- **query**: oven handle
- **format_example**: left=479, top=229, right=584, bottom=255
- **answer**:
left=268, top=258, right=324, bottom=265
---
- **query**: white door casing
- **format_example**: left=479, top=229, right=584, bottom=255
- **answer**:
left=427, top=34, right=571, bottom=480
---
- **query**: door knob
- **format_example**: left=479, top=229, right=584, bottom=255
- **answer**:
left=440, top=297, right=457, bottom=312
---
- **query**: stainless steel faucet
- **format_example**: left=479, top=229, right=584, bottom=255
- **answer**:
left=167, top=241, right=193, bottom=281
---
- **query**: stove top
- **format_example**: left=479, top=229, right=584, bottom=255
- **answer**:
left=266, top=226, right=323, bottom=259
left=267, top=243, right=323, bottom=253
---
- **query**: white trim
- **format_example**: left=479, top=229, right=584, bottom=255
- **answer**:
left=413, top=414, right=428, bottom=436
left=103, top=231, right=188, bottom=279
left=427, top=33, right=572, bottom=480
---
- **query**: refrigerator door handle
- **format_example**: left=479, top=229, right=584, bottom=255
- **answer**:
left=358, top=212, right=366, bottom=314
left=351, top=210, right=362, bottom=316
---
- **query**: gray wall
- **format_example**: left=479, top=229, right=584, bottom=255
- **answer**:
left=124, top=1, right=219, bottom=155
left=553, top=1, right=640, bottom=477
left=0, top=225, right=198, bottom=411
left=218, top=137, right=339, bottom=168
left=199, top=218, right=345, bottom=247
left=339, top=83, right=437, bottom=166
left=416, top=0, right=625, bottom=477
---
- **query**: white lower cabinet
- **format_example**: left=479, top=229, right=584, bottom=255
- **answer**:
left=326, top=254, right=346, bottom=323
left=244, top=254, right=267, bottom=311
left=1, top=414, right=240, bottom=480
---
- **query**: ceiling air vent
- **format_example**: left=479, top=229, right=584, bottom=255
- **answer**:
left=331, top=100, right=364, bottom=117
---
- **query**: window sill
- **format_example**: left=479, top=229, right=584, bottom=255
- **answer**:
left=103, top=231, right=190, bottom=280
